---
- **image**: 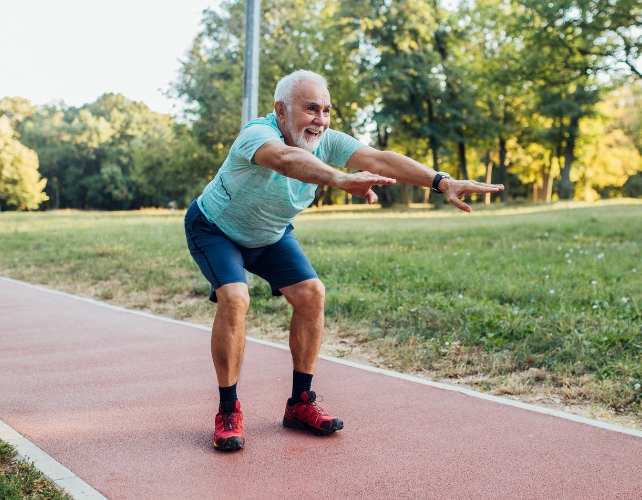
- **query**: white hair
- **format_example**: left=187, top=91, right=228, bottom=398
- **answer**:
left=274, top=70, right=328, bottom=106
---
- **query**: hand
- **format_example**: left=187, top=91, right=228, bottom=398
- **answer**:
left=336, top=171, right=396, bottom=205
left=439, top=178, right=504, bottom=212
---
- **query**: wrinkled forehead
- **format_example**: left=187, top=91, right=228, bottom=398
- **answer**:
left=291, top=80, right=331, bottom=107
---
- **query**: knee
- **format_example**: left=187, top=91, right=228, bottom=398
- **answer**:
left=308, top=279, right=325, bottom=302
left=292, top=279, right=325, bottom=312
left=217, top=286, right=250, bottom=317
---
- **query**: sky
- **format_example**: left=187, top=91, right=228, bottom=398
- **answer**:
left=1, top=0, right=221, bottom=115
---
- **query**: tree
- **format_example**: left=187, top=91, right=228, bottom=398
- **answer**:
left=514, top=0, right=627, bottom=199
left=540, top=0, right=642, bottom=80
left=18, top=94, right=215, bottom=210
left=463, top=0, right=534, bottom=202
left=174, top=0, right=367, bottom=148
left=0, top=116, right=48, bottom=210
left=574, top=91, right=641, bottom=199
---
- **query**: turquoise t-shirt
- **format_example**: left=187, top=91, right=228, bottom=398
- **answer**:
left=197, top=112, right=363, bottom=248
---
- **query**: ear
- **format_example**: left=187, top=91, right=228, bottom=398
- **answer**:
left=274, top=101, right=286, bottom=121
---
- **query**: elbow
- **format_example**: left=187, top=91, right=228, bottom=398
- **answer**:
left=272, top=146, right=299, bottom=175
left=370, top=150, right=398, bottom=175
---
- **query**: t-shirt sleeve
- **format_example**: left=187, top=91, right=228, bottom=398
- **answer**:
left=322, top=129, right=365, bottom=168
left=232, top=124, right=283, bottom=165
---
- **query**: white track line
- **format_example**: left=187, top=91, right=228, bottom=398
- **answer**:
left=3, top=275, right=642, bottom=443
left=0, top=420, right=107, bottom=499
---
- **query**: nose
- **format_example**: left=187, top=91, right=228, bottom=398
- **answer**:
left=312, top=110, right=327, bottom=126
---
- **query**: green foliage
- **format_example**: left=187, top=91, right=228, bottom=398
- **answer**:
left=0, top=440, right=16, bottom=461
left=624, top=172, right=642, bottom=198
left=173, top=0, right=367, bottom=147
left=17, top=94, right=216, bottom=210
left=0, top=440, right=72, bottom=500
left=4, top=0, right=642, bottom=209
left=0, top=116, right=48, bottom=210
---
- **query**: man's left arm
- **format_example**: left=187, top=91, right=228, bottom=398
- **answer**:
left=345, top=146, right=504, bottom=212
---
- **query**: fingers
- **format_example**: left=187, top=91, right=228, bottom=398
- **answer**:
left=366, top=189, right=378, bottom=205
left=448, top=195, right=471, bottom=213
left=463, top=184, right=504, bottom=194
left=354, top=172, right=396, bottom=185
left=442, top=180, right=504, bottom=199
left=461, top=180, right=504, bottom=193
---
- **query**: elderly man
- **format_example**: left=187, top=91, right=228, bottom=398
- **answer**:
left=184, top=70, right=503, bottom=451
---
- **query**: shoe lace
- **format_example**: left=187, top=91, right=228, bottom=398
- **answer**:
left=302, top=395, right=328, bottom=420
left=221, top=411, right=240, bottom=431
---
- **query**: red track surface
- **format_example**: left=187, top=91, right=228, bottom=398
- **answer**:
left=1, top=279, right=642, bottom=499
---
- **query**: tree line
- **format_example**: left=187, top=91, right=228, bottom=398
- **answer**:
left=1, top=0, right=642, bottom=211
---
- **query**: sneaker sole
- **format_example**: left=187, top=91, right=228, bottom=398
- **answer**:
left=213, top=435, right=245, bottom=451
left=283, top=416, right=344, bottom=436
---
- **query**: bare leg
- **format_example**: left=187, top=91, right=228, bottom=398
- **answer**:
left=280, top=279, right=325, bottom=374
left=211, top=283, right=250, bottom=387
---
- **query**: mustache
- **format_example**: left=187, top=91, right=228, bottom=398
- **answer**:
left=288, top=120, right=324, bottom=152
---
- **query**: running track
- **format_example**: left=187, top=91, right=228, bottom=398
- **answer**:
left=1, top=278, right=641, bottom=499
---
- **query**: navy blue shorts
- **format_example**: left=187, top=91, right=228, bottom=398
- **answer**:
left=184, top=200, right=318, bottom=303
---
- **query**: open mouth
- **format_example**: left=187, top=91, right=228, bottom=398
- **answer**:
left=304, top=127, right=322, bottom=138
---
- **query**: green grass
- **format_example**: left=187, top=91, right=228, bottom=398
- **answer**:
left=0, top=440, right=72, bottom=500
left=1, top=201, right=641, bottom=414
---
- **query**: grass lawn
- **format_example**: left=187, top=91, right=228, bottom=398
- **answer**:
left=0, top=440, right=71, bottom=500
left=1, top=200, right=641, bottom=425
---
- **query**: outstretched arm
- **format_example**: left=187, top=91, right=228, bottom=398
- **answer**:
left=253, top=141, right=396, bottom=204
left=346, top=146, right=504, bottom=212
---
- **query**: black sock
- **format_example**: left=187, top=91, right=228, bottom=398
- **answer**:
left=219, top=383, right=238, bottom=413
left=290, top=370, right=313, bottom=404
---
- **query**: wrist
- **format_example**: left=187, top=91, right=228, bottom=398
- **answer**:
left=431, top=172, right=452, bottom=193
left=439, top=177, right=455, bottom=193
left=331, top=171, right=348, bottom=188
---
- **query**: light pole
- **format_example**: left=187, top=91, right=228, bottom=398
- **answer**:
left=241, top=0, right=261, bottom=127
left=242, top=0, right=260, bottom=282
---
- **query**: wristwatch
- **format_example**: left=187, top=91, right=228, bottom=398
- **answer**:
left=432, top=172, right=451, bottom=193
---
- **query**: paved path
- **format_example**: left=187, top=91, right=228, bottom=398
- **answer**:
left=1, top=278, right=642, bottom=499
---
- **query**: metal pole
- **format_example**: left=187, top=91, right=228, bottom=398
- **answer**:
left=242, top=0, right=260, bottom=283
left=241, top=0, right=261, bottom=127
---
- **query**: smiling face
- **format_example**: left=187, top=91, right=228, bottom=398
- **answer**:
left=275, top=79, right=331, bottom=152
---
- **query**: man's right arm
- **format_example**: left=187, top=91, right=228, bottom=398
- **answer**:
left=252, top=141, right=395, bottom=205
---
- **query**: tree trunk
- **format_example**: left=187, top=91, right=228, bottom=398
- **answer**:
left=375, top=123, right=394, bottom=208
left=560, top=114, right=579, bottom=200
left=312, top=185, right=325, bottom=207
left=543, top=151, right=554, bottom=202
left=534, top=168, right=543, bottom=201
left=400, top=183, right=412, bottom=205
left=431, top=146, right=439, bottom=172
left=373, top=185, right=395, bottom=207
left=498, top=137, right=507, bottom=202
left=323, top=186, right=334, bottom=205
left=484, top=152, right=493, bottom=205
left=458, top=141, right=471, bottom=203
left=427, top=97, right=439, bottom=171
left=457, top=141, right=468, bottom=180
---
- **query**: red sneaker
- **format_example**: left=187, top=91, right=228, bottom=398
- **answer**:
left=283, top=391, right=344, bottom=436
left=213, top=400, right=245, bottom=451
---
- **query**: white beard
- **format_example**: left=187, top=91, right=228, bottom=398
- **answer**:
left=287, top=116, right=324, bottom=153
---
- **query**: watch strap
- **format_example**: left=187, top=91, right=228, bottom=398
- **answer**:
left=432, top=173, right=448, bottom=193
